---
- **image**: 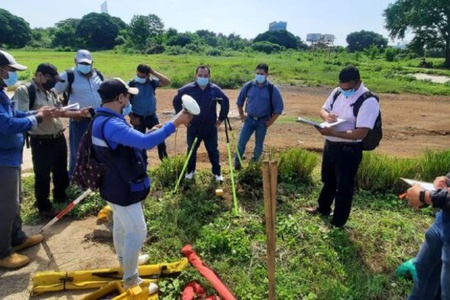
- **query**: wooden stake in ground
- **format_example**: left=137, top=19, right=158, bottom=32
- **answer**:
left=262, top=160, right=277, bottom=300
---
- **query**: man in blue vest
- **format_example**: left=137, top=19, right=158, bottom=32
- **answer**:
left=128, top=64, right=171, bottom=162
left=92, top=78, right=192, bottom=290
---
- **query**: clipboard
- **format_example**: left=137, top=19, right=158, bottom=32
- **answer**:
left=296, top=117, right=345, bottom=128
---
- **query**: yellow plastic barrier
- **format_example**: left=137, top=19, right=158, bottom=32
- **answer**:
left=32, top=258, right=188, bottom=295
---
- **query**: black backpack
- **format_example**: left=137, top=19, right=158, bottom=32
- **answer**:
left=243, top=81, right=275, bottom=115
left=61, top=68, right=104, bottom=105
left=128, top=78, right=157, bottom=95
left=71, top=112, right=111, bottom=191
left=331, top=90, right=382, bottom=151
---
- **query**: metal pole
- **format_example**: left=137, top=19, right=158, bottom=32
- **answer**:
left=224, top=118, right=238, bottom=215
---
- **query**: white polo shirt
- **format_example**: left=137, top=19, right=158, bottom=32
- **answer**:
left=321, top=82, right=380, bottom=143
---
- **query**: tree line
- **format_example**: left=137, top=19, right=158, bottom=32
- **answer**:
left=1, top=0, right=449, bottom=67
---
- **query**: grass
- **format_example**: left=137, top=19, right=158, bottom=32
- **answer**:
left=7, top=49, right=450, bottom=96
left=20, top=149, right=444, bottom=299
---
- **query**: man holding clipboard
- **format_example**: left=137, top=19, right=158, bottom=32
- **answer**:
left=306, top=66, right=380, bottom=228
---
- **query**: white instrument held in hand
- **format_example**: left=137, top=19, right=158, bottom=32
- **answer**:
left=181, top=94, right=200, bottom=115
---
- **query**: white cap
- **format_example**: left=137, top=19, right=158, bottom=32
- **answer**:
left=0, top=50, right=27, bottom=71
left=75, top=49, right=93, bottom=64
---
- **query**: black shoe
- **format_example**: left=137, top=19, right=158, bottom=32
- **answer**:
left=39, top=208, right=59, bottom=218
left=54, top=196, right=69, bottom=203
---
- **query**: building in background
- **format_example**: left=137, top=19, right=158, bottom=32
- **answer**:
left=101, top=1, right=108, bottom=14
left=269, top=21, right=287, bottom=31
left=306, top=33, right=335, bottom=47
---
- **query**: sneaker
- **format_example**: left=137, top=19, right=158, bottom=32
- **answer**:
left=138, top=254, right=150, bottom=265
left=0, top=253, right=30, bottom=268
left=13, top=234, right=44, bottom=252
left=185, top=171, right=195, bottom=180
left=214, top=174, right=224, bottom=182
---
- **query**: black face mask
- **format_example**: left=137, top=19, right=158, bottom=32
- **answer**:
left=42, top=81, right=56, bottom=91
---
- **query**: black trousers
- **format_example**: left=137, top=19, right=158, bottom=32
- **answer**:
left=133, top=113, right=168, bottom=161
left=317, top=141, right=363, bottom=227
left=30, top=135, right=70, bottom=211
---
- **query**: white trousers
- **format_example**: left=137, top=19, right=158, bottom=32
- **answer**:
left=107, top=201, right=147, bottom=285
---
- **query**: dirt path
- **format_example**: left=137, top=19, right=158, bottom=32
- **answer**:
left=0, top=217, right=116, bottom=300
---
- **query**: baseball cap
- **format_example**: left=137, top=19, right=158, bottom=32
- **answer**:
left=36, top=63, right=65, bottom=82
left=0, top=50, right=27, bottom=71
left=98, top=78, right=139, bottom=101
left=339, top=65, right=360, bottom=83
left=75, top=49, right=93, bottom=64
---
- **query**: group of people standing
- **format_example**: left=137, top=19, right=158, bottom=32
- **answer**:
left=0, top=48, right=447, bottom=299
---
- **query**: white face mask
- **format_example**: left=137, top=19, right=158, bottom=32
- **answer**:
left=77, top=64, right=92, bottom=74
left=134, top=76, right=146, bottom=84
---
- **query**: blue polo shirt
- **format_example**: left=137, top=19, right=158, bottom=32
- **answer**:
left=129, top=78, right=160, bottom=116
left=236, top=80, right=284, bottom=118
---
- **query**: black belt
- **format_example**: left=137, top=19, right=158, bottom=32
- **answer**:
left=326, top=140, right=361, bottom=147
left=30, top=131, right=65, bottom=140
left=248, top=115, right=269, bottom=121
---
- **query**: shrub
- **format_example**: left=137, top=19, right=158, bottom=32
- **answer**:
left=150, top=155, right=185, bottom=189
left=385, top=47, right=398, bottom=62
left=277, top=148, right=319, bottom=184
left=356, top=152, right=418, bottom=193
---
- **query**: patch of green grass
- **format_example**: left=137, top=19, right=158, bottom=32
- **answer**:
left=8, top=50, right=450, bottom=96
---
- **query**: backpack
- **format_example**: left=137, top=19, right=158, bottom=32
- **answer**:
left=244, top=81, right=274, bottom=115
left=71, top=112, right=111, bottom=190
left=128, top=78, right=157, bottom=95
left=331, top=90, right=382, bottom=151
left=61, top=68, right=104, bottom=105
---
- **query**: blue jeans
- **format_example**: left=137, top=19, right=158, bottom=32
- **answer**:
left=69, top=119, right=91, bottom=177
left=409, top=213, right=450, bottom=299
left=108, top=201, right=147, bottom=286
left=234, top=117, right=268, bottom=168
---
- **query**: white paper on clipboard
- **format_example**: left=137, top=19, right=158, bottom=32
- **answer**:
left=61, top=103, right=80, bottom=111
left=400, top=178, right=436, bottom=191
left=296, top=117, right=345, bottom=128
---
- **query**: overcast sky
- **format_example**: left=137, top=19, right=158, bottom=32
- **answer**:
left=1, top=0, right=410, bottom=46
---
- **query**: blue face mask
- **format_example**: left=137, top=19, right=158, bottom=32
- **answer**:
left=341, top=89, right=356, bottom=98
left=196, top=77, right=209, bottom=87
left=77, top=64, right=92, bottom=75
left=134, top=76, right=146, bottom=84
left=255, top=74, right=266, bottom=84
left=3, top=71, right=18, bottom=87
left=122, top=103, right=132, bottom=116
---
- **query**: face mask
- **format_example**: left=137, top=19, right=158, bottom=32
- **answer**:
left=77, top=64, right=92, bottom=74
left=3, top=71, right=18, bottom=87
left=340, top=89, right=356, bottom=98
left=134, top=76, right=146, bottom=84
left=122, top=103, right=132, bottom=116
left=196, top=77, right=209, bottom=87
left=42, top=80, right=56, bottom=91
left=255, top=74, right=266, bottom=84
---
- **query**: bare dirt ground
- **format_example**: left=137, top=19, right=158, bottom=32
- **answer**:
left=3, top=86, right=450, bottom=299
